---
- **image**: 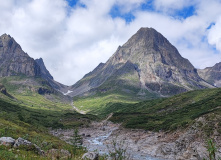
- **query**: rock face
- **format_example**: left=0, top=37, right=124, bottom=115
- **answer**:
left=198, top=62, right=221, bottom=87
left=0, top=34, right=41, bottom=77
left=35, top=58, right=68, bottom=92
left=69, top=27, right=212, bottom=97
left=0, top=83, right=7, bottom=95
left=0, top=33, right=68, bottom=93
left=38, top=87, right=53, bottom=95
left=35, top=58, right=53, bottom=80
left=0, top=83, right=14, bottom=98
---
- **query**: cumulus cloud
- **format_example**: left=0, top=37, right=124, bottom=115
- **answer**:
left=0, top=0, right=221, bottom=85
left=153, top=0, right=196, bottom=13
left=208, top=17, right=221, bottom=52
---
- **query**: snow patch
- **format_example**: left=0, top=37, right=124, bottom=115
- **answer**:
left=62, top=90, right=73, bottom=95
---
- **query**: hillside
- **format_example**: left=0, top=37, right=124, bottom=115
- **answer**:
left=0, top=90, right=97, bottom=159
left=101, top=88, right=221, bottom=133
left=0, top=33, right=98, bottom=159
left=59, top=88, right=221, bottom=160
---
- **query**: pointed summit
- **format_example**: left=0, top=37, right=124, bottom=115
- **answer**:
left=35, top=58, right=53, bottom=80
left=0, top=33, right=41, bottom=77
left=69, top=27, right=213, bottom=97
left=126, top=27, right=167, bottom=45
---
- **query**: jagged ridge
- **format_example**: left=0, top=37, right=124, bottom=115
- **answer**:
left=0, top=34, right=41, bottom=77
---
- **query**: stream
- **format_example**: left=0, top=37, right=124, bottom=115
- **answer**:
left=79, top=121, right=163, bottom=160
left=50, top=117, right=164, bottom=160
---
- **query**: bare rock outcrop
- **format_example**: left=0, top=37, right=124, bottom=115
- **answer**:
left=0, top=137, right=15, bottom=147
left=198, top=62, right=221, bottom=87
left=0, top=34, right=41, bottom=77
left=69, top=27, right=213, bottom=97
left=14, top=137, right=44, bottom=155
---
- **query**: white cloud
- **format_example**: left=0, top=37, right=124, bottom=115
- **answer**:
left=208, top=17, right=221, bottom=51
left=153, top=0, right=196, bottom=13
left=0, top=0, right=221, bottom=85
left=115, top=0, right=145, bottom=13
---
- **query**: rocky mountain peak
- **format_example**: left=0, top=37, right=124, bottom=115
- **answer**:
left=212, top=62, right=221, bottom=71
left=35, top=58, right=53, bottom=80
left=112, top=27, right=193, bottom=70
left=125, top=27, right=167, bottom=46
left=0, top=33, right=41, bottom=77
left=198, top=62, right=221, bottom=87
left=0, top=33, right=12, bottom=39
left=69, top=27, right=213, bottom=97
left=35, top=58, right=69, bottom=92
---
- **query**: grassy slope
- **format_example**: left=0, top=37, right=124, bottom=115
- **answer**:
left=73, top=62, right=161, bottom=115
left=0, top=93, right=96, bottom=159
left=0, top=76, right=97, bottom=159
left=99, top=88, right=221, bottom=132
left=0, top=76, right=97, bottom=128
left=0, top=76, right=72, bottom=111
left=73, top=81, right=160, bottom=115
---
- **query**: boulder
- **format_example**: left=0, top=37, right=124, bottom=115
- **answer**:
left=0, top=137, right=15, bottom=147
left=82, top=152, right=99, bottom=160
left=13, top=137, right=33, bottom=148
left=13, top=137, right=44, bottom=155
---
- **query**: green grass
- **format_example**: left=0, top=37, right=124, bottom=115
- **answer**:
left=0, top=117, right=86, bottom=160
left=0, top=76, right=98, bottom=159
left=0, top=76, right=73, bottom=111
left=0, top=95, right=96, bottom=159
left=102, top=88, right=221, bottom=132
left=0, top=94, right=97, bottom=129
left=16, top=94, right=72, bottom=111
left=73, top=81, right=160, bottom=115
left=74, top=93, right=138, bottom=115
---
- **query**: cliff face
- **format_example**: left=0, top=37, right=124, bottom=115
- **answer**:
left=0, top=34, right=68, bottom=93
left=198, top=62, right=221, bottom=87
left=35, top=58, right=68, bottom=92
left=35, top=58, right=53, bottom=80
left=69, top=28, right=212, bottom=97
left=0, top=34, right=41, bottom=77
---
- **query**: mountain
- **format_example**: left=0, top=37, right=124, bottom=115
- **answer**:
left=35, top=58, right=53, bottom=80
left=69, top=28, right=212, bottom=98
left=35, top=58, right=68, bottom=92
left=0, top=34, right=41, bottom=77
left=0, top=33, right=70, bottom=104
left=0, top=33, right=68, bottom=93
left=198, top=62, right=221, bottom=87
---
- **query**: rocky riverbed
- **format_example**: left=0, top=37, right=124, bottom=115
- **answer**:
left=50, top=115, right=221, bottom=160
left=50, top=120, right=161, bottom=160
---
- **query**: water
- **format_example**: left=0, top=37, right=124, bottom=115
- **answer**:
left=83, top=129, right=163, bottom=160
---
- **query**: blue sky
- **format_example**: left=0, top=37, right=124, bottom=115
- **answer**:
left=0, top=0, right=221, bottom=84
left=66, top=0, right=196, bottom=22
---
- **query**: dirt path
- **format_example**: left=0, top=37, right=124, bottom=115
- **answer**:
left=71, top=100, right=86, bottom=114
